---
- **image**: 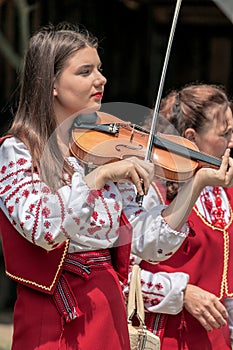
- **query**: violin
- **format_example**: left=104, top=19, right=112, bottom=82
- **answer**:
left=69, top=111, right=222, bottom=183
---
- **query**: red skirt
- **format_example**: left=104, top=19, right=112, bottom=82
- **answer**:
left=160, top=310, right=232, bottom=350
left=11, top=252, right=130, bottom=350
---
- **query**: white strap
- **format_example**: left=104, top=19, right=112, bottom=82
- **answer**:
left=127, top=264, right=145, bottom=324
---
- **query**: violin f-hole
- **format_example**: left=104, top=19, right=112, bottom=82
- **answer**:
left=115, top=144, right=143, bottom=152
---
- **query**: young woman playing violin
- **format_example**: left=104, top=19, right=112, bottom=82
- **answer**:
left=0, top=23, right=233, bottom=350
left=127, top=83, right=233, bottom=350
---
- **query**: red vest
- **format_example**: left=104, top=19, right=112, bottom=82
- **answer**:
left=141, top=181, right=233, bottom=298
left=0, top=209, right=69, bottom=294
left=0, top=136, right=132, bottom=293
left=141, top=180, right=233, bottom=349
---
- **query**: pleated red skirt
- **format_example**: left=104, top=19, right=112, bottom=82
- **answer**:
left=11, top=264, right=130, bottom=350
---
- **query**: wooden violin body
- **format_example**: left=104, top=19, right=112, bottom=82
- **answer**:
left=69, top=111, right=222, bottom=182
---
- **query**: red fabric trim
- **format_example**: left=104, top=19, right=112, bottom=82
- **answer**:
left=0, top=135, right=12, bottom=145
left=0, top=209, right=68, bottom=294
left=111, top=210, right=132, bottom=284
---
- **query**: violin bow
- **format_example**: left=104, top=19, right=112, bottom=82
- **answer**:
left=136, top=0, right=183, bottom=206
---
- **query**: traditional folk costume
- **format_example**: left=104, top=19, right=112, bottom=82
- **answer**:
left=135, top=179, right=233, bottom=350
left=0, top=137, right=189, bottom=350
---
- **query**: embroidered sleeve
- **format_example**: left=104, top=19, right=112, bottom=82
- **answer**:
left=0, top=138, right=123, bottom=250
left=123, top=260, right=189, bottom=315
left=117, top=182, right=189, bottom=261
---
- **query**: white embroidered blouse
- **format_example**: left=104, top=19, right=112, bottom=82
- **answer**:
left=0, top=137, right=189, bottom=263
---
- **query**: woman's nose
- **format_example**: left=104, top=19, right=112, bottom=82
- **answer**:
left=95, top=71, right=107, bottom=86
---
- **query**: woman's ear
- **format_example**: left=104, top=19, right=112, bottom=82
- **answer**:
left=53, top=85, right=58, bottom=97
left=184, top=128, right=196, bottom=143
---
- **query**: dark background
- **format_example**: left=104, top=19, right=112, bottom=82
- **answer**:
left=0, top=0, right=232, bottom=311
left=0, top=0, right=233, bottom=132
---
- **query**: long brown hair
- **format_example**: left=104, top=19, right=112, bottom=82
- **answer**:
left=8, top=22, right=99, bottom=190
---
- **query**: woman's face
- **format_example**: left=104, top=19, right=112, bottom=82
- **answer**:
left=194, top=106, right=233, bottom=158
left=53, top=45, right=107, bottom=125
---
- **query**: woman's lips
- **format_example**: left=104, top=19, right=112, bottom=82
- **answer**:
left=92, top=92, right=103, bottom=99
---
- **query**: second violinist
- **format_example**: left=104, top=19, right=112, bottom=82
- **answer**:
left=130, top=83, right=233, bottom=350
left=1, top=23, right=233, bottom=350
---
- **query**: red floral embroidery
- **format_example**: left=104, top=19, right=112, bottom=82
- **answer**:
left=29, top=203, right=35, bottom=212
left=44, top=221, right=51, bottom=228
left=9, top=161, right=14, bottom=167
left=41, top=206, right=51, bottom=218
left=41, top=185, right=50, bottom=194
left=114, top=202, right=120, bottom=212
left=87, top=226, right=101, bottom=235
left=151, top=298, right=160, bottom=306
left=44, top=232, right=54, bottom=244
left=86, top=190, right=100, bottom=204
left=0, top=165, right=7, bottom=174
left=155, top=283, right=163, bottom=290
left=147, top=281, right=153, bottom=289
left=203, top=187, right=226, bottom=228
left=143, top=295, right=150, bottom=303
left=8, top=205, right=14, bottom=214
left=110, top=193, right=116, bottom=199
left=22, top=189, right=30, bottom=198
left=74, top=217, right=80, bottom=225
left=91, top=211, right=98, bottom=221
left=17, top=158, right=27, bottom=166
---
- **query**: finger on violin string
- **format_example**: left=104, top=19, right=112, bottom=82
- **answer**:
left=222, top=155, right=233, bottom=187
left=133, top=178, right=144, bottom=197
left=220, top=148, right=230, bottom=169
left=126, top=157, right=154, bottom=194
